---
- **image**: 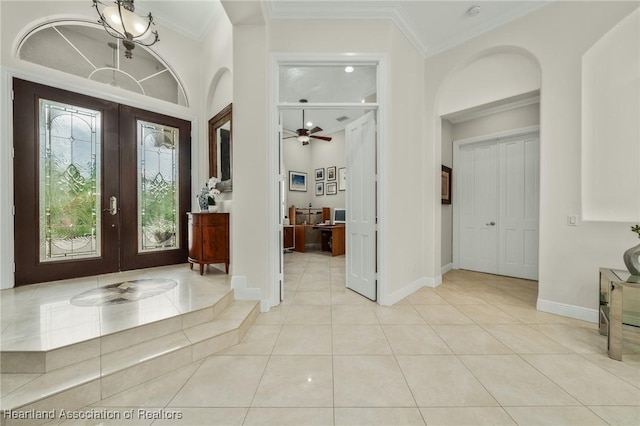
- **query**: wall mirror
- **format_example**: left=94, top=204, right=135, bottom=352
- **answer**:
left=208, top=103, right=232, bottom=192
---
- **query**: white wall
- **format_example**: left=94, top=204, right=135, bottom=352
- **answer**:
left=581, top=8, right=640, bottom=222
left=283, top=133, right=313, bottom=210
left=426, top=1, right=640, bottom=322
left=0, top=1, right=206, bottom=289
left=284, top=129, right=346, bottom=212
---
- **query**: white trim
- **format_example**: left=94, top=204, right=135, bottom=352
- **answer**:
left=441, top=263, right=454, bottom=275
left=269, top=52, right=388, bottom=308
left=0, top=70, right=15, bottom=289
left=4, top=66, right=194, bottom=122
left=445, top=96, right=540, bottom=124
left=231, top=275, right=262, bottom=301
left=381, top=277, right=427, bottom=306
left=452, top=125, right=540, bottom=271
left=453, top=125, right=540, bottom=147
left=537, top=298, right=599, bottom=323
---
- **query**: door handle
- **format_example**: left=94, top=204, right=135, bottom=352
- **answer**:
left=486, top=221, right=496, bottom=226
left=104, top=196, right=118, bottom=215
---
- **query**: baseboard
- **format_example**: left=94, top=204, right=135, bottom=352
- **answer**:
left=537, top=298, right=598, bottom=323
left=441, top=263, right=454, bottom=275
left=382, top=277, right=437, bottom=306
left=231, top=275, right=262, bottom=301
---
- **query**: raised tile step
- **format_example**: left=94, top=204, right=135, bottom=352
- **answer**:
left=0, top=300, right=260, bottom=424
left=0, top=291, right=235, bottom=374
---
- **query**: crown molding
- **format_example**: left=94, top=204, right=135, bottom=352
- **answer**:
left=266, top=1, right=551, bottom=59
left=266, top=1, right=429, bottom=57
left=445, top=94, right=540, bottom=124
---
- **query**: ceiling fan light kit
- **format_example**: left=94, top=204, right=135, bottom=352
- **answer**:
left=284, top=107, right=333, bottom=146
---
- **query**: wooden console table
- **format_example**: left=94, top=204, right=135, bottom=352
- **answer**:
left=599, top=267, right=640, bottom=360
left=187, top=212, right=229, bottom=275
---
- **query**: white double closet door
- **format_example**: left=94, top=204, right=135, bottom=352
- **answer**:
left=456, top=133, right=539, bottom=280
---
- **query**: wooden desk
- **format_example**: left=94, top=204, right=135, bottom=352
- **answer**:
left=313, top=224, right=345, bottom=256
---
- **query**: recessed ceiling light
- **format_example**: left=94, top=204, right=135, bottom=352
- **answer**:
left=306, top=121, right=313, bottom=127
left=467, top=6, right=481, bottom=17
left=344, top=66, right=354, bottom=73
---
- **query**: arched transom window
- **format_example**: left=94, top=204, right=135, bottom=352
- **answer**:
left=18, top=21, right=188, bottom=107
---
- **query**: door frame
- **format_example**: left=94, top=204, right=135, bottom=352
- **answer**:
left=452, top=125, right=540, bottom=274
left=267, top=53, right=388, bottom=309
left=1, top=70, right=200, bottom=289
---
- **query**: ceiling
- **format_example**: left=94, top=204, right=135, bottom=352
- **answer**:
left=139, top=1, right=550, bottom=57
left=134, top=0, right=551, bottom=136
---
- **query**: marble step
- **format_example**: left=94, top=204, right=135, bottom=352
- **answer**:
left=0, top=290, right=236, bottom=375
left=0, top=300, right=260, bottom=421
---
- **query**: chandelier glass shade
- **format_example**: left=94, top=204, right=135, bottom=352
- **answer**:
left=92, top=0, right=159, bottom=59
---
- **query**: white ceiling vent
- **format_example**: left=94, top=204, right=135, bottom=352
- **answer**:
left=336, top=115, right=350, bottom=122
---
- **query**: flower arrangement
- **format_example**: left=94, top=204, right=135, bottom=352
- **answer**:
left=632, top=224, right=640, bottom=239
left=197, top=177, right=220, bottom=211
left=207, top=177, right=221, bottom=205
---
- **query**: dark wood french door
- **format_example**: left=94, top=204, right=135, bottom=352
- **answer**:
left=13, top=79, right=191, bottom=285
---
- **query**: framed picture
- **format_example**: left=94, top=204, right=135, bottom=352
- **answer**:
left=327, top=166, right=336, bottom=181
left=289, top=171, right=307, bottom=192
left=338, top=167, right=346, bottom=191
left=315, top=168, right=324, bottom=181
left=315, top=182, right=324, bottom=196
left=326, top=182, right=337, bottom=195
left=441, top=165, right=452, bottom=204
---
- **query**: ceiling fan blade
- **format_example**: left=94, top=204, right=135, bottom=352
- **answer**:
left=309, top=126, right=323, bottom=134
left=283, top=128, right=297, bottom=134
left=283, top=135, right=299, bottom=140
left=311, top=135, right=332, bottom=141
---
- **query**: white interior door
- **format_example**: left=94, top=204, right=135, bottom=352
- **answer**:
left=498, top=137, right=539, bottom=280
left=457, top=134, right=539, bottom=280
left=345, top=111, right=377, bottom=300
left=458, top=143, right=499, bottom=274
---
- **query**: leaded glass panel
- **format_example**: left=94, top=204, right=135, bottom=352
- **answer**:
left=39, top=99, right=101, bottom=261
left=138, top=121, right=179, bottom=252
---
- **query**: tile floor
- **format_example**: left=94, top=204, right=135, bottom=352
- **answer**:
left=2, top=251, right=640, bottom=425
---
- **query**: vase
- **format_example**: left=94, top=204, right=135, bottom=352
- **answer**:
left=623, top=242, right=640, bottom=276
left=208, top=205, right=218, bottom=213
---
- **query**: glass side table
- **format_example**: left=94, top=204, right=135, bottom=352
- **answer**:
left=599, top=268, right=640, bottom=360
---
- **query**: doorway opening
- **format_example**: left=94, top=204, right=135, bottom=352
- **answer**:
left=269, top=55, right=386, bottom=309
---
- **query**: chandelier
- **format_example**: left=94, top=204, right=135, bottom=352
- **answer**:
left=92, top=0, right=159, bottom=59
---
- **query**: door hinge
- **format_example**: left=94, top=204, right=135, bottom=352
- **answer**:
left=12, top=262, right=16, bottom=273
left=12, top=205, right=16, bottom=215
left=12, top=147, right=15, bottom=159
left=11, top=89, right=14, bottom=101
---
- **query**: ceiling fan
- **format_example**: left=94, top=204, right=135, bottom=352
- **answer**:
left=283, top=109, right=332, bottom=146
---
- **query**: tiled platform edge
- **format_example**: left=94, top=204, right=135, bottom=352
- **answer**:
left=0, top=294, right=259, bottom=425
